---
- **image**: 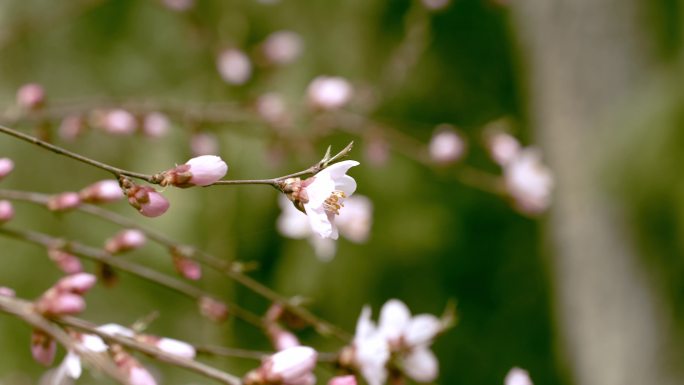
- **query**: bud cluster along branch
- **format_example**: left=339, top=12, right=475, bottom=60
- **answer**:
left=0, top=187, right=350, bottom=340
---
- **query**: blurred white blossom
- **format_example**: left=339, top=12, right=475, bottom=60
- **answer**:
left=428, top=124, right=466, bottom=164
left=307, top=76, right=353, bottom=110
left=504, top=367, right=534, bottom=385
left=278, top=190, right=372, bottom=261
left=504, top=148, right=554, bottom=214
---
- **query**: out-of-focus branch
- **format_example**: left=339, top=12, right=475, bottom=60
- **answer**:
left=58, top=315, right=243, bottom=385
left=0, top=226, right=264, bottom=328
left=0, top=295, right=131, bottom=384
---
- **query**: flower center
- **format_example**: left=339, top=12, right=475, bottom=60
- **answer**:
left=323, top=190, right=346, bottom=215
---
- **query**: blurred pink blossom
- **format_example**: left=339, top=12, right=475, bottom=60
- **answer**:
left=17, top=83, right=45, bottom=109
left=79, top=179, right=123, bottom=204
left=0, top=200, right=14, bottom=223
left=217, top=48, right=252, bottom=85
left=0, top=158, right=15, bottom=180
left=428, top=124, right=466, bottom=164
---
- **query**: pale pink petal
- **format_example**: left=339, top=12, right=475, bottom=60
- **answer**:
left=403, top=346, right=438, bottom=382
left=378, top=299, right=411, bottom=343
left=404, top=314, right=441, bottom=347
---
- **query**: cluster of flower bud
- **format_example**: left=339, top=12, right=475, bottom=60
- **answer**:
left=485, top=129, right=554, bottom=215
left=35, top=273, right=97, bottom=316
left=57, top=109, right=170, bottom=142
left=30, top=274, right=97, bottom=366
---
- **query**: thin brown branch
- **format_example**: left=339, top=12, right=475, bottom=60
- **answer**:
left=0, top=226, right=264, bottom=328
left=0, top=188, right=351, bottom=341
left=0, top=295, right=131, bottom=384
left=58, top=315, right=243, bottom=385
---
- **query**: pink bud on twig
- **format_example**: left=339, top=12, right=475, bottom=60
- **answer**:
left=105, top=229, right=146, bottom=254
left=0, top=158, right=14, bottom=180
left=31, top=329, right=56, bottom=366
left=0, top=200, right=14, bottom=224
left=79, top=180, right=123, bottom=204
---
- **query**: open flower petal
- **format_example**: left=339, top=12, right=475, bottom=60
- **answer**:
left=404, top=314, right=442, bottom=347
left=403, top=346, right=438, bottom=382
left=378, top=299, right=411, bottom=343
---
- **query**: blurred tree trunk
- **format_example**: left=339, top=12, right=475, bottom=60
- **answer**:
left=511, top=1, right=681, bottom=384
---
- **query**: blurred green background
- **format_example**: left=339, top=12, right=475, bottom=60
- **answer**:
left=2, top=0, right=683, bottom=384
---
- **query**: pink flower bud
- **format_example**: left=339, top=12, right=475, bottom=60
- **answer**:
left=58, top=115, right=87, bottom=142
left=41, top=292, right=86, bottom=315
left=79, top=180, right=123, bottom=204
left=307, top=76, right=353, bottom=110
left=0, top=158, right=14, bottom=180
left=31, top=329, right=56, bottom=366
left=190, top=132, right=220, bottom=156
left=142, top=112, right=170, bottom=138
left=184, top=155, right=228, bottom=186
left=105, top=229, right=147, bottom=254
left=17, top=83, right=45, bottom=110
left=328, top=375, right=357, bottom=385
left=261, top=30, right=303, bottom=65
left=125, top=185, right=170, bottom=218
left=217, top=49, right=252, bottom=85
left=486, top=131, right=521, bottom=166
left=56, top=273, right=97, bottom=294
left=100, top=109, right=137, bottom=135
left=173, top=254, right=202, bottom=280
left=198, top=296, right=228, bottom=322
left=267, top=325, right=300, bottom=351
left=0, top=200, right=14, bottom=223
left=0, top=286, right=15, bottom=297
left=139, top=190, right=169, bottom=217
left=47, top=192, right=81, bottom=212
left=263, top=346, right=317, bottom=384
left=428, top=125, right=466, bottom=164
left=161, top=155, right=228, bottom=188
left=48, top=248, right=83, bottom=274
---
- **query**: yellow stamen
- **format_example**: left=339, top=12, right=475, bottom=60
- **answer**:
left=323, top=190, right=347, bottom=215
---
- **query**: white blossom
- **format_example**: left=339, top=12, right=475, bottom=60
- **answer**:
left=352, top=299, right=443, bottom=384
left=300, top=160, right=359, bottom=239
left=278, top=190, right=372, bottom=260
left=503, top=148, right=554, bottom=214
left=504, top=367, right=534, bottom=385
